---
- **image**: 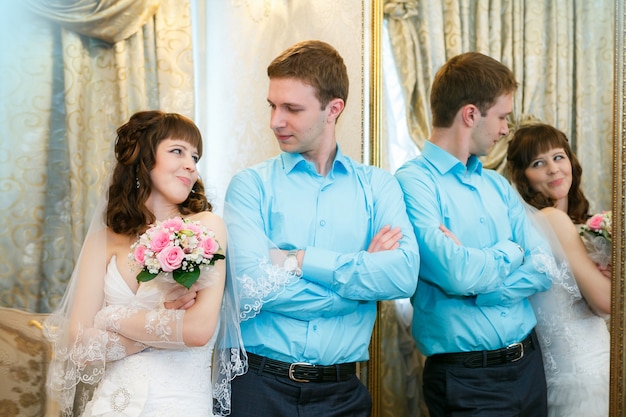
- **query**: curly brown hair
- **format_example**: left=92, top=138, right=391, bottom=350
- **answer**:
left=505, top=123, right=589, bottom=224
left=106, top=111, right=212, bottom=235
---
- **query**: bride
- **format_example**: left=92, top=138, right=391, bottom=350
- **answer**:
left=506, top=122, right=610, bottom=417
left=44, top=111, right=246, bottom=417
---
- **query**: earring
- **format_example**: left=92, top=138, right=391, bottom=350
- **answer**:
left=136, top=178, right=140, bottom=189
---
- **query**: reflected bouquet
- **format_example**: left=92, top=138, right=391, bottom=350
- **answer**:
left=579, top=210, right=612, bottom=268
left=130, top=217, right=225, bottom=289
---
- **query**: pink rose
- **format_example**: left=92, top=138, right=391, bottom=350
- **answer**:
left=150, top=230, right=171, bottom=252
left=185, top=222, right=203, bottom=237
left=133, top=244, right=147, bottom=264
left=162, top=217, right=184, bottom=232
left=156, top=245, right=185, bottom=272
left=199, top=237, right=220, bottom=256
left=587, top=214, right=604, bottom=231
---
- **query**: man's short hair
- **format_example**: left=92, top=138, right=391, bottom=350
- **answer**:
left=430, top=52, right=518, bottom=128
left=268, top=40, right=349, bottom=110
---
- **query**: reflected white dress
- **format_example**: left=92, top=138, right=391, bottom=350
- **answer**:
left=531, top=252, right=609, bottom=417
left=81, top=257, right=215, bottom=417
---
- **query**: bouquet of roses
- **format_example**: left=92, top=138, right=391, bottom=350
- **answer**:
left=580, top=210, right=612, bottom=242
left=579, top=210, right=612, bottom=268
left=130, top=216, right=225, bottom=289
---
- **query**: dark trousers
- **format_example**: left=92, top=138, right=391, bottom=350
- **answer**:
left=423, top=336, right=548, bottom=417
left=230, top=367, right=372, bottom=417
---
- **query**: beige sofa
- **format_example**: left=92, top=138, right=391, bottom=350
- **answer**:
left=0, top=307, right=59, bottom=417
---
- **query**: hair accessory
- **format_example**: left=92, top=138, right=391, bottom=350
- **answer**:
left=136, top=178, right=140, bottom=189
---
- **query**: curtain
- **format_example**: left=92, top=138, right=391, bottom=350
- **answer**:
left=23, top=0, right=161, bottom=44
left=0, top=0, right=194, bottom=313
left=383, top=0, right=613, bottom=212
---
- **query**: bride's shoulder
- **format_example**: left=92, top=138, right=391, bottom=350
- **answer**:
left=188, top=211, right=226, bottom=236
left=538, top=207, right=578, bottom=234
left=188, top=210, right=224, bottom=225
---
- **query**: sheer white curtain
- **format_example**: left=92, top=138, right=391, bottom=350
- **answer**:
left=383, top=19, right=420, bottom=173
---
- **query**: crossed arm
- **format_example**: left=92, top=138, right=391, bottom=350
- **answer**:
left=165, top=223, right=404, bottom=314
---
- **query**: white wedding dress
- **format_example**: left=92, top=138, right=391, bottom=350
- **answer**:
left=531, top=254, right=609, bottom=417
left=80, top=257, right=216, bottom=417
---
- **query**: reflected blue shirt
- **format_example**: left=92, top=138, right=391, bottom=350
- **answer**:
left=395, top=141, right=552, bottom=356
left=224, top=147, right=420, bottom=364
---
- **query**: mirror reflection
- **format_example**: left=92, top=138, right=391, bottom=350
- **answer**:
left=376, top=1, right=613, bottom=416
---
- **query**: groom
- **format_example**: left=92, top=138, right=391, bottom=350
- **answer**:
left=222, top=40, right=420, bottom=416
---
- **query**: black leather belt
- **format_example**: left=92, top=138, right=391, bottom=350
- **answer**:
left=247, top=352, right=356, bottom=383
left=429, top=330, right=536, bottom=368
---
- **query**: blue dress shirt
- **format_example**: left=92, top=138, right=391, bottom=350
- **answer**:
left=224, top=147, right=420, bottom=365
left=395, top=141, right=552, bottom=356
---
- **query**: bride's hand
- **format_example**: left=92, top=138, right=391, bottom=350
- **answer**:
left=597, top=263, right=612, bottom=279
left=163, top=284, right=198, bottom=310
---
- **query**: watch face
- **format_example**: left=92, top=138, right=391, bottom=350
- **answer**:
left=284, top=256, right=298, bottom=272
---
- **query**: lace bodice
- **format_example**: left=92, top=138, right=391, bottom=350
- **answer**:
left=531, top=277, right=608, bottom=376
left=78, top=257, right=215, bottom=417
left=530, top=245, right=609, bottom=416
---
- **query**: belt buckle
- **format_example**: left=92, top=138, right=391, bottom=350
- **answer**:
left=506, top=342, right=524, bottom=362
left=288, top=362, right=313, bottom=383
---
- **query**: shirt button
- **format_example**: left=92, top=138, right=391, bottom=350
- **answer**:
left=500, top=312, right=507, bottom=317
left=320, top=220, right=326, bottom=226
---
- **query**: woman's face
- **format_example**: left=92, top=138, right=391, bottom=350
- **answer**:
left=524, top=147, right=572, bottom=210
left=148, top=138, right=199, bottom=205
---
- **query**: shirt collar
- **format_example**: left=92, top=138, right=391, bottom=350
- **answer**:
left=422, top=141, right=483, bottom=175
left=281, top=145, right=352, bottom=175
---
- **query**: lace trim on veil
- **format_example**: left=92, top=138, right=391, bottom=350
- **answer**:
left=223, top=201, right=304, bottom=322
left=531, top=248, right=581, bottom=302
left=237, top=257, right=302, bottom=320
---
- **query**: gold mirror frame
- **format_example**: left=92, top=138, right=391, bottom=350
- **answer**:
left=367, top=0, right=383, bottom=414
left=368, top=1, right=625, bottom=416
left=610, top=1, right=625, bottom=415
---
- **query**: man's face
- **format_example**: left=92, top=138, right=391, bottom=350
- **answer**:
left=470, top=93, right=513, bottom=157
left=267, top=77, right=330, bottom=155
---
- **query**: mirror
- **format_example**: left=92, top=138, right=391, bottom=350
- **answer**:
left=367, top=1, right=623, bottom=416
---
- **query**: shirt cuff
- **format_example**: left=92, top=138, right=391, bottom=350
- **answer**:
left=300, top=246, right=338, bottom=288
left=475, top=290, right=503, bottom=306
left=498, top=240, right=525, bottom=269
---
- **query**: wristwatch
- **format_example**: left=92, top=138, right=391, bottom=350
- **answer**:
left=515, top=243, right=525, bottom=265
left=284, top=250, right=302, bottom=277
